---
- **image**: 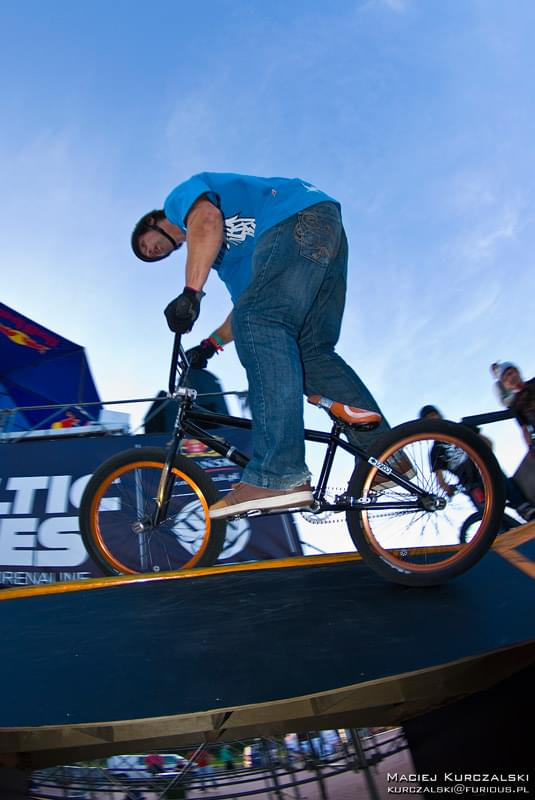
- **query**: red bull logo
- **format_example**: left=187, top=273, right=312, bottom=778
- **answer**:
left=0, top=322, right=50, bottom=354
left=51, top=411, right=80, bottom=429
left=0, top=307, right=59, bottom=354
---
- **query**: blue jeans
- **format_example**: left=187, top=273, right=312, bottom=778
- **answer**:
left=232, top=202, right=390, bottom=489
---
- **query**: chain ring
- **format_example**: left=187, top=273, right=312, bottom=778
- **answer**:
left=300, top=487, right=347, bottom=525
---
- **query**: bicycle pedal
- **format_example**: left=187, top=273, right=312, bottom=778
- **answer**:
left=267, top=503, right=314, bottom=514
left=243, top=504, right=314, bottom=518
left=226, top=510, right=261, bottom=520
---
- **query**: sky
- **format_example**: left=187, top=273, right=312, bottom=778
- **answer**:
left=1, top=0, right=533, bottom=552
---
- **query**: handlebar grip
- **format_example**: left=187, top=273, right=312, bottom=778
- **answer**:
left=168, top=333, right=182, bottom=394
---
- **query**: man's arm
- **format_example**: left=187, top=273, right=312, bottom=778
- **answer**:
left=163, top=197, right=224, bottom=334
left=212, top=312, right=234, bottom=345
left=184, top=197, right=224, bottom=291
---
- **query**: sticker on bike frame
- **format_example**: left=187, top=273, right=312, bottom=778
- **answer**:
left=368, top=457, right=392, bottom=475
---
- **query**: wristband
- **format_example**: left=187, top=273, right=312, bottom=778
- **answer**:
left=184, top=286, right=206, bottom=301
left=208, top=333, right=224, bottom=352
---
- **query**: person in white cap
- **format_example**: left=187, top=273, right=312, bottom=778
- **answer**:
left=498, top=363, right=535, bottom=458
left=490, top=362, right=515, bottom=408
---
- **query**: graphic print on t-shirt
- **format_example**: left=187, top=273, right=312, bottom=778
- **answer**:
left=224, top=213, right=256, bottom=247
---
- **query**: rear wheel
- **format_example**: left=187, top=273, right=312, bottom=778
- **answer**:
left=346, top=419, right=506, bottom=586
left=79, top=447, right=226, bottom=575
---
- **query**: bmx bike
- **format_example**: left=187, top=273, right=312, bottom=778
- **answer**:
left=79, top=336, right=506, bottom=587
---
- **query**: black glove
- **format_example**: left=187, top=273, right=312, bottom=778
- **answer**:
left=164, top=287, right=204, bottom=333
left=185, top=338, right=218, bottom=369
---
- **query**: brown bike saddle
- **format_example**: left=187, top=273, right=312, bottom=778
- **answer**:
left=307, top=394, right=382, bottom=429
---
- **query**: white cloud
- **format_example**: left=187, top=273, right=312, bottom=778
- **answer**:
left=437, top=166, right=526, bottom=271
left=470, top=212, right=518, bottom=258
left=380, top=0, right=411, bottom=11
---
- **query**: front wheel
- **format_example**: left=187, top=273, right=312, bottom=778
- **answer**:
left=79, top=447, right=226, bottom=575
left=346, top=419, right=506, bottom=586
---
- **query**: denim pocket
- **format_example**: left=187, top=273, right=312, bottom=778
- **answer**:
left=294, top=202, right=342, bottom=266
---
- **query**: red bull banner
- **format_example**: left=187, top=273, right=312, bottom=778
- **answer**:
left=0, top=303, right=101, bottom=432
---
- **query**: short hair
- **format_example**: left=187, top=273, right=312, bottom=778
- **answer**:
left=131, top=209, right=178, bottom=262
left=419, top=404, right=441, bottom=419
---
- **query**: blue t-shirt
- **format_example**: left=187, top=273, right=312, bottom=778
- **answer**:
left=163, top=172, right=339, bottom=302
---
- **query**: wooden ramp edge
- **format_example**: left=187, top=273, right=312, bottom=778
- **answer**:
left=1, top=643, right=533, bottom=769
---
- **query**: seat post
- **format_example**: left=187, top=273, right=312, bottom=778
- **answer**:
left=316, top=421, right=344, bottom=497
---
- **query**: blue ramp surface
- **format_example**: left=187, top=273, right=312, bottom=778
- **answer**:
left=1, top=527, right=533, bottom=733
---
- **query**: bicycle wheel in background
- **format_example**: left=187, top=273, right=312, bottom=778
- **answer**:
left=79, top=447, right=226, bottom=575
left=459, top=509, right=521, bottom=543
left=346, top=419, right=506, bottom=587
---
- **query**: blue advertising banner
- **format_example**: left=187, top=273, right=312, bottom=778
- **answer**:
left=0, top=431, right=302, bottom=588
left=0, top=302, right=101, bottom=432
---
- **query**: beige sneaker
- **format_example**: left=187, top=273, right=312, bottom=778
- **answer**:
left=209, top=481, right=313, bottom=519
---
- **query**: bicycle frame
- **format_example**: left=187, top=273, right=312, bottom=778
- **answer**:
left=151, top=335, right=430, bottom=526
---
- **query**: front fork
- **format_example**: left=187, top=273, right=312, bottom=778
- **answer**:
left=152, top=388, right=196, bottom=527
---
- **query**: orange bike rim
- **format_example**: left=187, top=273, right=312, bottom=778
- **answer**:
left=361, top=433, right=494, bottom=573
left=89, top=460, right=212, bottom=574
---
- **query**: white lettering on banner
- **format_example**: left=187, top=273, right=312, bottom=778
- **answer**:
left=96, top=480, right=121, bottom=512
left=0, top=516, right=86, bottom=567
left=0, top=474, right=93, bottom=572
left=37, top=517, right=86, bottom=567
left=69, top=474, right=91, bottom=509
left=0, top=478, right=7, bottom=515
left=46, top=475, right=71, bottom=514
left=0, top=518, right=38, bottom=565
left=0, top=571, right=92, bottom=585
left=1, top=570, right=54, bottom=585
left=7, top=476, right=49, bottom=515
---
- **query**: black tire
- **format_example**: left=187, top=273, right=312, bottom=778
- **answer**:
left=346, top=419, right=506, bottom=586
left=460, top=510, right=521, bottom=543
left=79, top=447, right=226, bottom=575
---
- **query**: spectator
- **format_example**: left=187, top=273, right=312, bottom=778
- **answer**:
left=418, top=405, right=535, bottom=522
left=145, top=753, right=164, bottom=775
left=219, top=744, right=235, bottom=771
left=497, top=362, right=535, bottom=457
left=490, top=362, right=515, bottom=408
left=195, top=749, right=217, bottom=790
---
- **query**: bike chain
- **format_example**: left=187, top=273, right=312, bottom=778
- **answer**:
left=300, top=486, right=416, bottom=525
left=300, top=486, right=348, bottom=525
